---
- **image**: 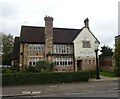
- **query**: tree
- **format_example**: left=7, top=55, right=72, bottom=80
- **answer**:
left=2, top=33, right=14, bottom=65
left=114, top=42, right=120, bottom=76
left=35, top=60, right=54, bottom=72
left=100, top=45, right=113, bottom=57
left=0, top=33, right=2, bottom=65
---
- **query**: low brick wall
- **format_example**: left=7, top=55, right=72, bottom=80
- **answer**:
left=99, top=56, right=113, bottom=67
left=99, top=66, right=114, bottom=71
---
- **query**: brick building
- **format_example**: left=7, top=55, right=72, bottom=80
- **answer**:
left=12, top=16, right=100, bottom=72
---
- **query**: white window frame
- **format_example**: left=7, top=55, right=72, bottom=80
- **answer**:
left=53, top=44, right=71, bottom=54
left=28, top=44, right=44, bottom=51
left=28, top=57, right=41, bottom=66
left=53, top=57, right=73, bottom=66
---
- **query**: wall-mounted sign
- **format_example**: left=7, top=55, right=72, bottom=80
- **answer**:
left=80, top=52, right=94, bottom=54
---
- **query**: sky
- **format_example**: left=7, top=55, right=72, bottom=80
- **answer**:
left=0, top=0, right=119, bottom=49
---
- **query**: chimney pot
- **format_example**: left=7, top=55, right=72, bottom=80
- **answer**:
left=84, top=18, right=89, bottom=28
left=44, top=16, right=53, bottom=21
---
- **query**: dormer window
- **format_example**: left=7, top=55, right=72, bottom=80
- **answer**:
left=82, top=41, right=91, bottom=48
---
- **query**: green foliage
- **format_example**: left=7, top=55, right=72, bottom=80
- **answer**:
left=100, top=71, right=115, bottom=77
left=114, top=69, right=120, bottom=77
left=11, top=65, right=20, bottom=73
left=23, top=60, right=54, bottom=73
left=2, top=65, right=20, bottom=74
left=23, top=65, right=37, bottom=73
left=35, top=60, right=54, bottom=72
left=100, top=45, right=113, bottom=57
left=88, top=70, right=96, bottom=78
left=2, top=60, right=54, bottom=74
left=2, top=33, right=13, bottom=65
left=2, top=71, right=96, bottom=86
left=114, top=42, right=120, bottom=77
left=2, top=68, right=12, bottom=74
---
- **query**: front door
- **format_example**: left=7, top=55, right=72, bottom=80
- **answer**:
left=77, top=60, right=82, bottom=71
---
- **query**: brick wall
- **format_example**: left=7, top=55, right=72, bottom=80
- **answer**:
left=99, top=56, right=113, bottom=67
left=19, top=43, right=45, bottom=68
left=99, top=56, right=113, bottom=71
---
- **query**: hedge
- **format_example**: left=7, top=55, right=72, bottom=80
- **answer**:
left=114, top=69, right=120, bottom=77
left=2, top=70, right=96, bottom=86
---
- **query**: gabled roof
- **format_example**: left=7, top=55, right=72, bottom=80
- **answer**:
left=87, top=28, right=100, bottom=44
left=11, top=37, right=20, bottom=60
left=115, top=35, right=120, bottom=39
left=20, top=26, right=81, bottom=44
left=72, top=27, right=100, bottom=44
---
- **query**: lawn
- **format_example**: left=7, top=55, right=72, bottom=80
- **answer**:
left=100, top=71, right=115, bottom=77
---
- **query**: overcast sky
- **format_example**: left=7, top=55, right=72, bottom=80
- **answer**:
left=0, top=0, right=119, bottom=48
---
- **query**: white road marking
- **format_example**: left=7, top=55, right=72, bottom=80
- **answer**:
left=50, top=86, right=57, bottom=88
left=46, top=89, right=53, bottom=90
left=96, top=90, right=118, bottom=94
left=85, top=85, right=95, bottom=88
left=22, top=91, right=32, bottom=94
left=22, top=91, right=41, bottom=94
left=96, top=91, right=107, bottom=93
left=32, top=91, right=41, bottom=94
left=64, top=92, right=87, bottom=96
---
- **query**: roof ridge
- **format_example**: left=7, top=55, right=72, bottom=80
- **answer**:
left=21, top=25, right=44, bottom=28
left=21, top=25, right=81, bottom=30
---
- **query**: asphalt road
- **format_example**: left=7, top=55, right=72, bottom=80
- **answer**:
left=1, top=80, right=119, bottom=98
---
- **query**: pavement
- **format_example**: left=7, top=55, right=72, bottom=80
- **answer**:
left=89, top=76, right=119, bottom=82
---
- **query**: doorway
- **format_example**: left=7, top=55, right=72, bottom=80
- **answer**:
left=77, top=60, right=82, bottom=71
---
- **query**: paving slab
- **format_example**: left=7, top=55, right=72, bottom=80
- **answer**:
left=89, top=76, right=119, bottom=82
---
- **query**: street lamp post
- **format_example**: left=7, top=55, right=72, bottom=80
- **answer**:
left=94, top=40, right=100, bottom=79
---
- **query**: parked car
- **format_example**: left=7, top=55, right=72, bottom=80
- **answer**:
left=0, top=65, right=11, bottom=68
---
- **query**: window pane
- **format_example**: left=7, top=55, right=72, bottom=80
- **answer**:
left=65, top=61, right=67, bottom=65
left=60, top=61, right=62, bottom=65
left=29, top=62, right=32, bottom=66
left=68, top=61, right=70, bottom=65
left=57, top=62, right=59, bottom=65
left=33, top=62, right=36, bottom=65
left=54, top=62, right=56, bottom=65
left=82, top=41, right=91, bottom=48
left=70, top=61, right=73, bottom=65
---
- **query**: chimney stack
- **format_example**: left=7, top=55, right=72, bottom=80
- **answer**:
left=44, top=16, right=54, bottom=60
left=84, top=18, right=89, bottom=29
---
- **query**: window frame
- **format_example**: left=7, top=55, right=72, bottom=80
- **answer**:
left=82, top=41, right=91, bottom=48
left=28, top=44, right=44, bottom=51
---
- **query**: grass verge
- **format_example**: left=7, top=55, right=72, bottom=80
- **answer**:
left=100, top=71, right=115, bottom=77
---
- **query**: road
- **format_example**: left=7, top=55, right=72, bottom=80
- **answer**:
left=1, top=80, right=119, bottom=98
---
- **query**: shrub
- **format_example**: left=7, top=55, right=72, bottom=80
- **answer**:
left=2, top=70, right=95, bottom=86
left=23, top=66, right=38, bottom=73
left=2, top=68, right=12, bottom=74
left=88, top=70, right=96, bottom=78
left=11, top=65, right=20, bottom=73
left=35, top=60, right=54, bottom=72
left=114, top=69, right=120, bottom=77
left=21, top=60, right=55, bottom=73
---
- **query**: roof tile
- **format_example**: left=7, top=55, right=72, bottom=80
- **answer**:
left=20, top=26, right=81, bottom=44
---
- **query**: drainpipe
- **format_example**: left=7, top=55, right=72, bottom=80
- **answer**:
left=73, top=44, right=75, bottom=71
